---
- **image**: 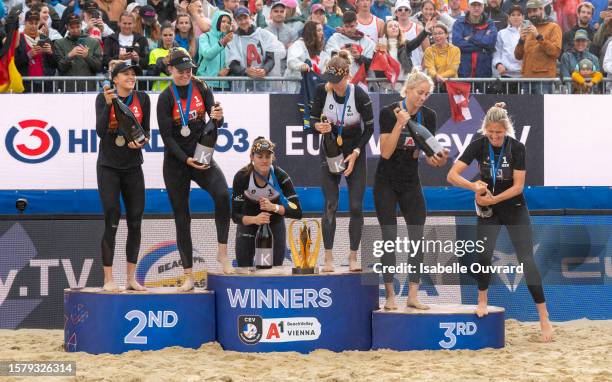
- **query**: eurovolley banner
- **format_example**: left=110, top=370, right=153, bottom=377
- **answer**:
left=0, top=215, right=610, bottom=329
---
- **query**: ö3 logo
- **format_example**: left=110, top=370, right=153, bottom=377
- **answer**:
left=216, top=124, right=249, bottom=153
left=5, top=119, right=61, bottom=163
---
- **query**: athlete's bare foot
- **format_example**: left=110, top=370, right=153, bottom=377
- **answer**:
left=475, top=290, right=488, bottom=317
left=102, top=280, right=120, bottom=292
left=126, top=278, right=147, bottom=291
left=384, top=296, right=398, bottom=310
left=348, top=252, right=361, bottom=272
left=321, top=252, right=334, bottom=272
left=540, top=318, right=553, bottom=342
left=406, top=298, right=430, bottom=310
left=217, top=254, right=234, bottom=274
left=177, top=276, right=194, bottom=292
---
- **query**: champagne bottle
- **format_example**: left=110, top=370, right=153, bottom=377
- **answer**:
left=254, top=223, right=274, bottom=269
left=321, top=115, right=346, bottom=174
left=406, top=119, right=443, bottom=157
left=194, top=102, right=221, bottom=166
left=112, top=97, right=146, bottom=145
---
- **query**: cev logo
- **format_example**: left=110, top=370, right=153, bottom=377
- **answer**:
left=5, top=119, right=61, bottom=163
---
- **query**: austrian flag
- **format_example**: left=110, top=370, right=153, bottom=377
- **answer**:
left=446, top=81, right=472, bottom=122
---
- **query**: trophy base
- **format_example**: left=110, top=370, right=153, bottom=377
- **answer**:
left=292, top=267, right=316, bottom=275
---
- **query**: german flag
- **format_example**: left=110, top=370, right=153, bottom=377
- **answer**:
left=0, top=11, right=25, bottom=93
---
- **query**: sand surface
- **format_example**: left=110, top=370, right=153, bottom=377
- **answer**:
left=0, top=319, right=611, bottom=382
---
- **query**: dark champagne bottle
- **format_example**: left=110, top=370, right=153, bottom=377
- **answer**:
left=254, top=223, right=274, bottom=269
left=321, top=115, right=346, bottom=173
left=194, top=102, right=221, bottom=166
left=406, top=119, right=443, bottom=157
left=112, top=97, right=146, bottom=145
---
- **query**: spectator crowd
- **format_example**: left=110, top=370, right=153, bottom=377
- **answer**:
left=2, top=0, right=612, bottom=93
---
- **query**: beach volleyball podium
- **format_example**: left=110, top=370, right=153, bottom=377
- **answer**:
left=372, top=304, right=505, bottom=351
left=207, top=267, right=379, bottom=353
left=64, top=288, right=216, bottom=354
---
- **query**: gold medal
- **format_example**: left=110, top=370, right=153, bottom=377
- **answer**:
left=336, top=135, right=343, bottom=146
left=115, top=135, right=125, bottom=147
left=287, top=201, right=298, bottom=210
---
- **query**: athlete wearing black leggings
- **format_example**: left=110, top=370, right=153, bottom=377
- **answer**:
left=375, top=69, right=448, bottom=310
left=447, top=102, right=553, bottom=342
left=157, top=48, right=231, bottom=291
left=310, top=51, right=374, bottom=272
left=231, top=137, right=302, bottom=267
left=95, top=60, right=150, bottom=292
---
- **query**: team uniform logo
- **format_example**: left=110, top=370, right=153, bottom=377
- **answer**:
left=5, top=119, right=61, bottom=163
left=238, top=315, right=263, bottom=344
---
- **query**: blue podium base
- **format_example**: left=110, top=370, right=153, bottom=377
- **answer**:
left=207, top=266, right=379, bottom=353
left=372, top=304, right=505, bottom=351
left=64, top=287, right=216, bottom=354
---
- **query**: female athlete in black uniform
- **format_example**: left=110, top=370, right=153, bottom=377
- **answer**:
left=375, top=69, right=449, bottom=310
left=157, top=48, right=231, bottom=291
left=231, top=137, right=302, bottom=267
left=95, top=60, right=150, bottom=291
left=447, top=102, right=553, bottom=342
left=309, top=50, right=374, bottom=272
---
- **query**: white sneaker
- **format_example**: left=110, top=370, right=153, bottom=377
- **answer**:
left=102, top=280, right=120, bottom=292
left=126, top=278, right=147, bottom=291
left=177, top=276, right=194, bottom=292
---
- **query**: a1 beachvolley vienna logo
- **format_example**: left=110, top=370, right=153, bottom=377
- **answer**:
left=237, top=315, right=322, bottom=344
left=5, top=119, right=61, bottom=163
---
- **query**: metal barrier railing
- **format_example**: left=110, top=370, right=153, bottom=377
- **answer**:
left=11, top=76, right=612, bottom=94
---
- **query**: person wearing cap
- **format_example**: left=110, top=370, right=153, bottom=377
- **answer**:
left=197, top=9, right=233, bottom=90
left=324, top=11, right=375, bottom=82
left=10, top=0, right=61, bottom=32
left=14, top=10, right=57, bottom=92
left=321, top=0, right=344, bottom=29
left=451, top=0, right=498, bottom=79
left=309, top=3, right=336, bottom=41
left=376, top=69, right=448, bottom=310
left=394, top=0, right=430, bottom=71
left=157, top=48, right=232, bottom=290
left=135, top=5, right=162, bottom=50
left=226, top=6, right=286, bottom=90
left=231, top=137, right=303, bottom=268
left=492, top=4, right=523, bottom=85
left=561, top=2, right=595, bottom=53
left=265, top=0, right=300, bottom=49
left=514, top=0, right=561, bottom=92
left=560, top=29, right=600, bottom=78
left=309, top=51, right=374, bottom=273
left=94, top=59, right=150, bottom=292
left=103, top=11, right=150, bottom=72
left=283, top=0, right=306, bottom=43
left=54, top=13, right=103, bottom=90
left=570, top=57, right=603, bottom=93
left=24, top=3, right=62, bottom=41
left=83, top=3, right=114, bottom=39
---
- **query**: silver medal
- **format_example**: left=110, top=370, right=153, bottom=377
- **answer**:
left=115, top=135, right=126, bottom=147
left=180, top=125, right=190, bottom=137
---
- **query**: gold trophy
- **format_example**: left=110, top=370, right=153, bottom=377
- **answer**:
left=289, top=220, right=321, bottom=274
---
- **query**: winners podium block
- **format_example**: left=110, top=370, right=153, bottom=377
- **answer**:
left=372, top=304, right=505, bottom=351
left=64, top=288, right=216, bottom=354
left=207, top=266, right=378, bottom=353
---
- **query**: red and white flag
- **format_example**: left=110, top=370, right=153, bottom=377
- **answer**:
left=370, top=51, right=401, bottom=86
left=446, top=81, right=472, bottom=122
